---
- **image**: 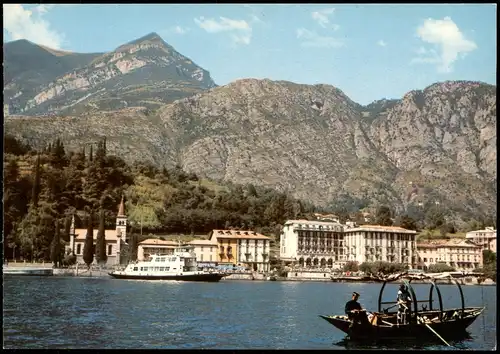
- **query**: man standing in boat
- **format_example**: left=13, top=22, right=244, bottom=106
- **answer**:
left=345, top=292, right=369, bottom=328
left=397, top=284, right=412, bottom=326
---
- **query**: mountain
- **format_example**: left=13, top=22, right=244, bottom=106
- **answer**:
left=5, top=79, right=496, bottom=225
left=3, top=33, right=217, bottom=116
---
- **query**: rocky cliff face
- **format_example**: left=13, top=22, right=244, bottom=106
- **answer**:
left=5, top=79, right=496, bottom=224
left=4, top=33, right=216, bottom=116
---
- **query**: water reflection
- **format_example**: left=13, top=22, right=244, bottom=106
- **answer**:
left=333, top=331, right=474, bottom=350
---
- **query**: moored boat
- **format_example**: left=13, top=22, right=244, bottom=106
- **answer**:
left=108, top=245, right=227, bottom=282
left=3, top=267, right=54, bottom=276
left=319, top=278, right=485, bottom=344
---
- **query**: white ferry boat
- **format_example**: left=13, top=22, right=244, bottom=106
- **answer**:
left=108, top=246, right=227, bottom=282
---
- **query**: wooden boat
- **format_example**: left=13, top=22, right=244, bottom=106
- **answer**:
left=319, top=278, right=484, bottom=344
left=109, top=246, right=227, bottom=282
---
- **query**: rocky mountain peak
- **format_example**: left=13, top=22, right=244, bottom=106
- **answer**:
left=4, top=32, right=217, bottom=116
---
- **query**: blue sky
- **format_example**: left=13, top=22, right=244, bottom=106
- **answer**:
left=3, top=4, right=496, bottom=105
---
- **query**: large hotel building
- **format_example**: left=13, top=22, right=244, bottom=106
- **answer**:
left=280, top=220, right=417, bottom=269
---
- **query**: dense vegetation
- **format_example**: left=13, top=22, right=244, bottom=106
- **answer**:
left=3, top=135, right=316, bottom=261
left=342, top=261, right=408, bottom=275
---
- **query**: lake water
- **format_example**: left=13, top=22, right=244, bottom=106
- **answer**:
left=3, top=277, right=496, bottom=349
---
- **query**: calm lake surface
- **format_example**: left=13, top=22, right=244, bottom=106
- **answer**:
left=3, top=276, right=497, bottom=349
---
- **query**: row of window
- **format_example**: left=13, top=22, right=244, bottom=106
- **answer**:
left=421, top=255, right=478, bottom=262
left=154, top=257, right=178, bottom=262
left=76, top=244, right=113, bottom=255
left=132, top=266, right=176, bottom=271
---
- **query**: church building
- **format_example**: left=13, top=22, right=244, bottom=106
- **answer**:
left=69, top=197, right=129, bottom=266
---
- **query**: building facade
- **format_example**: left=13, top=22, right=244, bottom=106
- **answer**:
left=466, top=227, right=497, bottom=253
left=280, top=221, right=418, bottom=270
left=209, top=230, right=271, bottom=272
left=416, top=239, right=483, bottom=271
left=69, top=197, right=128, bottom=266
left=137, top=239, right=178, bottom=260
left=343, top=225, right=417, bottom=268
left=280, top=220, right=345, bottom=270
left=183, top=239, right=218, bottom=266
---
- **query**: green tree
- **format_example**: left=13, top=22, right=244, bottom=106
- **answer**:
left=342, top=261, right=359, bottom=272
left=428, top=263, right=455, bottom=273
left=398, top=215, right=418, bottom=231
left=95, top=209, right=107, bottom=265
left=128, top=233, right=139, bottom=261
left=83, top=214, right=95, bottom=268
left=50, top=219, right=62, bottom=267
left=31, top=154, right=41, bottom=207
left=425, top=205, right=445, bottom=229
left=375, top=205, right=393, bottom=226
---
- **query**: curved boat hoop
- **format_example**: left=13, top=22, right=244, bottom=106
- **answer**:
left=403, top=279, right=419, bottom=316
left=429, top=279, right=444, bottom=320
left=451, top=278, right=465, bottom=319
left=378, top=281, right=388, bottom=313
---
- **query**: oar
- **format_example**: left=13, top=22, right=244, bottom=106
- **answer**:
left=399, top=302, right=451, bottom=347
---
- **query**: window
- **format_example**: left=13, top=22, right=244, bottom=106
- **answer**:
left=201, top=246, right=204, bottom=251
left=154, top=267, right=159, bottom=271
left=210, top=255, right=212, bottom=261
left=160, top=267, right=165, bottom=271
left=140, top=267, right=143, bottom=271
left=77, top=244, right=81, bottom=254
left=108, top=245, right=113, bottom=255
left=143, top=267, right=149, bottom=271
left=200, top=254, right=204, bottom=261
left=165, top=267, right=170, bottom=271
left=133, top=267, right=138, bottom=271
left=430, top=258, right=433, bottom=262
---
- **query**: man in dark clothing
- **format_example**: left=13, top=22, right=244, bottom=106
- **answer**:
left=345, top=292, right=363, bottom=319
left=345, top=292, right=369, bottom=329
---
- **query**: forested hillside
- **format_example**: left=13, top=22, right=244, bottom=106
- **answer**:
left=3, top=135, right=316, bottom=261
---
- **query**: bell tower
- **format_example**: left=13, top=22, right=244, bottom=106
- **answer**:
left=116, top=195, right=127, bottom=242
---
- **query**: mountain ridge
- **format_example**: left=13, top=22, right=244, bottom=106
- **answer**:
left=5, top=78, right=496, bottom=227
left=3, top=34, right=496, bottom=226
left=3, top=33, right=217, bottom=116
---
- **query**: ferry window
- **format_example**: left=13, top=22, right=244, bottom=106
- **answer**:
left=153, top=267, right=158, bottom=271
left=160, top=267, right=165, bottom=271
left=166, top=267, right=170, bottom=271
left=133, top=267, right=138, bottom=271
left=77, top=244, right=81, bottom=254
left=108, top=245, right=113, bottom=255
left=156, top=258, right=161, bottom=262
left=144, top=267, right=148, bottom=271
left=140, top=267, right=143, bottom=271
left=173, top=268, right=177, bottom=270
left=160, top=257, right=166, bottom=262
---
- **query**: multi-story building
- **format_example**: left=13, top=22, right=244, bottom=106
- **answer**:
left=466, top=227, right=497, bottom=253
left=183, top=239, right=218, bottom=266
left=416, top=239, right=483, bottom=271
left=343, top=225, right=418, bottom=268
left=70, top=197, right=128, bottom=266
left=208, top=229, right=271, bottom=272
left=280, top=220, right=345, bottom=270
left=137, top=239, right=177, bottom=260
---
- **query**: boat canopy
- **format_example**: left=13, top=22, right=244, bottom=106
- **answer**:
left=377, top=277, right=466, bottom=320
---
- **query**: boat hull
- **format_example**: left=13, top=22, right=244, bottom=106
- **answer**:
left=108, top=272, right=226, bottom=282
left=3, top=269, right=53, bottom=276
left=319, top=310, right=482, bottom=342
